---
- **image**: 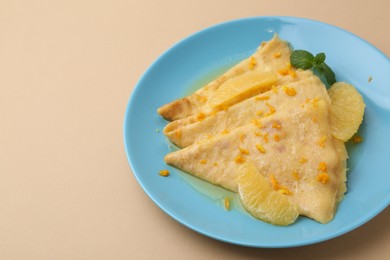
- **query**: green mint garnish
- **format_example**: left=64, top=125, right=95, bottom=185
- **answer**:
left=290, top=50, right=336, bottom=85
left=317, top=63, right=336, bottom=86
left=314, top=53, right=326, bottom=64
left=290, top=50, right=314, bottom=70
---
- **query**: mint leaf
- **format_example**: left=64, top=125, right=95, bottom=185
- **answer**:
left=317, top=63, right=336, bottom=85
left=290, top=49, right=336, bottom=86
left=314, top=53, right=326, bottom=64
left=290, top=50, right=314, bottom=70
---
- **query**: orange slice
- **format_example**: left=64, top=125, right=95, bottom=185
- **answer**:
left=236, top=163, right=299, bottom=226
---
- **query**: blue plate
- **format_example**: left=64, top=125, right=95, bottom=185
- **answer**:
left=124, top=16, right=390, bottom=247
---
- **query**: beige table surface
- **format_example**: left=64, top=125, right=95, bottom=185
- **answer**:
left=1, top=0, right=389, bottom=259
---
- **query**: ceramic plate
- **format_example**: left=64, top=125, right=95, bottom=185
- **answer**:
left=124, top=16, right=390, bottom=247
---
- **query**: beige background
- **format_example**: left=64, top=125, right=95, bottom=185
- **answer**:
left=1, top=0, right=389, bottom=259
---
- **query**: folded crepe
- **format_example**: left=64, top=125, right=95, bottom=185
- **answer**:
left=163, top=70, right=329, bottom=148
left=157, top=34, right=302, bottom=121
left=164, top=99, right=347, bottom=224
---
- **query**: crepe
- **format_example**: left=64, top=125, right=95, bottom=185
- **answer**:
left=164, top=99, right=347, bottom=223
left=157, top=34, right=301, bottom=121
left=163, top=70, right=328, bottom=148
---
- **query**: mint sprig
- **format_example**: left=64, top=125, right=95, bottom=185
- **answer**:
left=290, top=50, right=336, bottom=85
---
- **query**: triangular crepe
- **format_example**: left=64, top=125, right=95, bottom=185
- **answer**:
left=165, top=99, right=347, bottom=223
left=157, top=34, right=302, bottom=121
left=163, top=70, right=329, bottom=148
